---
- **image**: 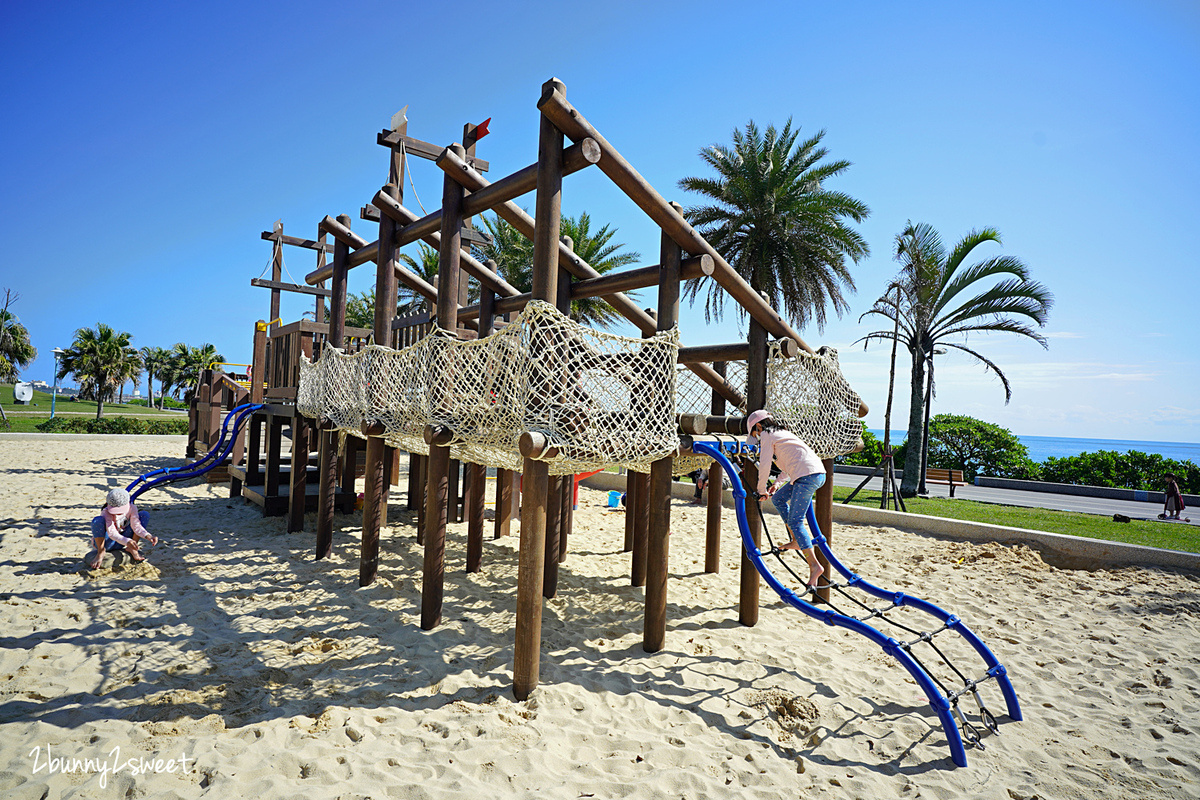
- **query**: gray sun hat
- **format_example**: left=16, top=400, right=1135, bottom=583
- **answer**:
left=105, top=487, right=130, bottom=508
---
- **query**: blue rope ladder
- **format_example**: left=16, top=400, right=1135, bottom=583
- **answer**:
left=692, top=437, right=1022, bottom=768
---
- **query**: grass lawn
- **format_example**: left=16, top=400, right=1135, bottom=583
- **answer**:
left=2, top=383, right=184, bottom=432
left=832, top=485, right=1200, bottom=555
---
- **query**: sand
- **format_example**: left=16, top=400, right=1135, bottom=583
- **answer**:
left=1, top=434, right=1198, bottom=799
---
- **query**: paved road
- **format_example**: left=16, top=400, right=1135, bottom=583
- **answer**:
left=830, top=470, right=1198, bottom=527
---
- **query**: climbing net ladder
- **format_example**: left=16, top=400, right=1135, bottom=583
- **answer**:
left=693, top=438, right=1022, bottom=768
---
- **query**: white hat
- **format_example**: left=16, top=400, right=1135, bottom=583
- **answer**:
left=746, top=409, right=772, bottom=431
left=745, top=409, right=772, bottom=444
left=105, top=487, right=130, bottom=508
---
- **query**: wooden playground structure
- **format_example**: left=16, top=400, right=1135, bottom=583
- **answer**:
left=191, top=78, right=868, bottom=701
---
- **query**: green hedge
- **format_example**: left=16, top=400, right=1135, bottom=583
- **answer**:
left=35, top=416, right=189, bottom=435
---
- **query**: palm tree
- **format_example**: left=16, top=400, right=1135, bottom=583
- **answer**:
left=344, top=243, right=446, bottom=332
left=344, top=289, right=377, bottom=330
left=139, top=346, right=170, bottom=408
left=481, top=212, right=640, bottom=329
left=0, top=289, right=37, bottom=382
left=398, top=242, right=441, bottom=316
left=677, top=119, right=869, bottom=331
left=57, top=323, right=137, bottom=419
left=857, top=222, right=1053, bottom=496
left=115, top=346, right=142, bottom=405
left=165, top=342, right=224, bottom=404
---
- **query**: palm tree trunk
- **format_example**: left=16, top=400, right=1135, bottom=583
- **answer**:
left=918, top=358, right=934, bottom=494
left=96, top=398, right=104, bottom=421
left=900, top=349, right=926, bottom=497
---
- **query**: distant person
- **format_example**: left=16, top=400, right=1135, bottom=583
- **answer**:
left=88, top=487, right=157, bottom=569
left=1163, top=474, right=1186, bottom=520
left=747, top=410, right=827, bottom=588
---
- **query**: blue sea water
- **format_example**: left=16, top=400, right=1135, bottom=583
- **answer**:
left=866, top=430, right=1200, bottom=465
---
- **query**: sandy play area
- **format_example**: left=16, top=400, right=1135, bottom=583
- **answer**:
left=1, top=434, right=1198, bottom=799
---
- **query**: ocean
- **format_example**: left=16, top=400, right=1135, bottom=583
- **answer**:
left=865, top=430, right=1200, bottom=465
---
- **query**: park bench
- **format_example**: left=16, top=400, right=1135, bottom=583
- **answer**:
left=925, top=468, right=965, bottom=497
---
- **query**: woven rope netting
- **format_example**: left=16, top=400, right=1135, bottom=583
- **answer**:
left=764, top=342, right=864, bottom=460
left=298, top=300, right=680, bottom=476
left=672, top=343, right=863, bottom=475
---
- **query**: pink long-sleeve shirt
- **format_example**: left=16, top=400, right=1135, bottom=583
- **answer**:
left=101, top=504, right=148, bottom=546
left=756, top=429, right=824, bottom=495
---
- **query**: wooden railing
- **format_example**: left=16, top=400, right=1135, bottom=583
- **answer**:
left=264, top=319, right=373, bottom=401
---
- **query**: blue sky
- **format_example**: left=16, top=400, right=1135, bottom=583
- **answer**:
left=2, top=1, right=1197, bottom=443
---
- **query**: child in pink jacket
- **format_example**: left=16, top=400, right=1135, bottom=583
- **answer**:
left=748, top=409, right=827, bottom=588
left=88, top=488, right=157, bottom=569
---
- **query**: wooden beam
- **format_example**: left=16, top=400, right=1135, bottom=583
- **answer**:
left=261, top=230, right=335, bottom=251
left=569, top=254, right=713, bottom=299
left=678, top=338, right=798, bottom=365
left=377, top=130, right=490, bottom=172
left=453, top=138, right=601, bottom=218
left=251, top=278, right=332, bottom=298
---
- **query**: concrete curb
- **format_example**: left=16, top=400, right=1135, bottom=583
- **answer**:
left=0, top=433, right=187, bottom=441
left=581, top=472, right=1200, bottom=574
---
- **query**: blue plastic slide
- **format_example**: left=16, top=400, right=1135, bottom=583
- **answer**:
left=691, top=438, right=1022, bottom=768
left=125, top=403, right=263, bottom=502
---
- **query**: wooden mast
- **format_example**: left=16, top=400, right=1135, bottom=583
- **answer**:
left=514, top=78, right=564, bottom=701
left=422, top=143, right=467, bottom=629
left=644, top=206, right=682, bottom=652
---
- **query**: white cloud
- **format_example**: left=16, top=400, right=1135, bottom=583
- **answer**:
left=1045, top=331, right=1085, bottom=339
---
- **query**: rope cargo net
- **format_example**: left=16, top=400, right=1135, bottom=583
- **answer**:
left=297, top=300, right=681, bottom=476
left=672, top=342, right=863, bottom=476
left=763, top=342, right=864, bottom=460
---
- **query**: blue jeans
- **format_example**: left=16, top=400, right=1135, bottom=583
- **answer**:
left=91, top=511, right=150, bottom=551
left=771, top=473, right=826, bottom=549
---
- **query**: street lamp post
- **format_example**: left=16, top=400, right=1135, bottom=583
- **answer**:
left=51, top=348, right=64, bottom=419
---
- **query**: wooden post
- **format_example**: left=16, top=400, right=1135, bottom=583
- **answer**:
left=316, top=428, right=337, bottom=559
left=632, top=470, right=650, bottom=586
left=467, top=258, right=498, bottom=570
left=644, top=209, right=682, bottom=653
left=287, top=411, right=309, bottom=533
left=448, top=459, right=462, bottom=523
left=559, top=480, right=572, bottom=563
left=543, top=476, right=563, bottom=598
left=314, top=229, right=328, bottom=325
left=495, top=469, right=512, bottom=538
left=415, top=454, right=427, bottom=544
left=514, top=78, right=564, bottom=701
left=316, top=216, right=351, bottom=559
left=740, top=316, right=767, bottom=626
left=623, top=469, right=637, bottom=553
left=245, top=413, right=263, bottom=489
left=250, top=322, right=267, bottom=404
left=422, top=143, right=466, bottom=629
left=554, top=238, right=574, bottom=568
left=815, top=457, right=834, bottom=602
left=265, top=415, right=284, bottom=502
left=360, top=182, right=401, bottom=586
left=705, top=362, right=726, bottom=573
left=270, top=228, right=282, bottom=334
left=407, top=453, right=420, bottom=510
left=630, top=308, right=657, bottom=587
